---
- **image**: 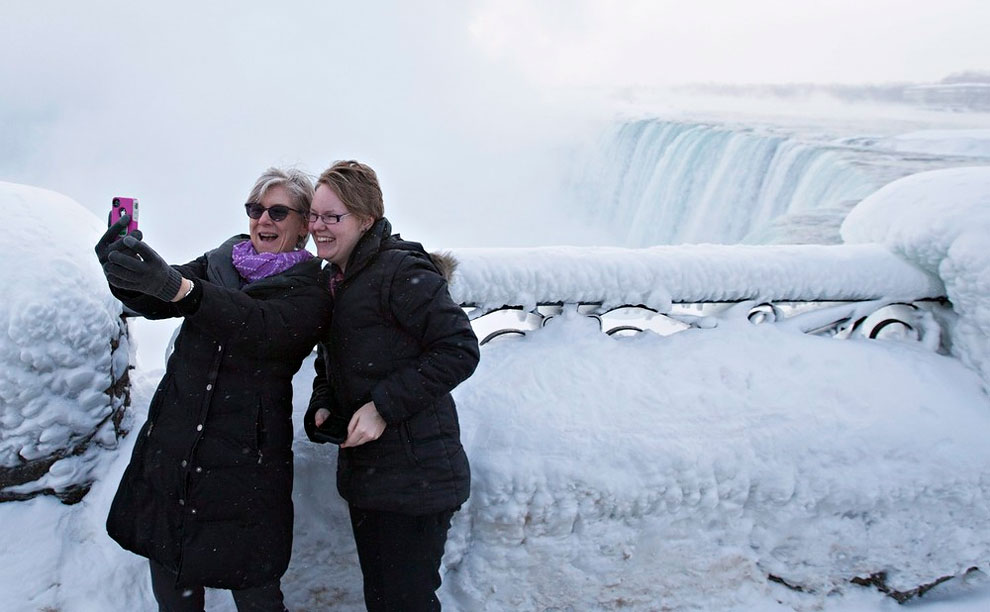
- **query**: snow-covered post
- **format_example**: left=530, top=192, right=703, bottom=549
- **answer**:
left=842, top=167, right=990, bottom=392
left=0, top=182, right=131, bottom=503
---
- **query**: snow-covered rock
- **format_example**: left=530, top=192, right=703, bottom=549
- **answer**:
left=0, top=182, right=130, bottom=503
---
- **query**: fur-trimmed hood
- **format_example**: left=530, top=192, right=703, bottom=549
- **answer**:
left=428, top=251, right=458, bottom=282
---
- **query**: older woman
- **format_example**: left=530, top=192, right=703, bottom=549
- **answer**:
left=303, top=160, right=480, bottom=611
left=96, top=168, right=330, bottom=611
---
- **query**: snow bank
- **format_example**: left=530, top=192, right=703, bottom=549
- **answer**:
left=841, top=167, right=990, bottom=389
left=0, top=182, right=128, bottom=502
left=446, top=243, right=944, bottom=311
left=9, top=321, right=987, bottom=612
left=875, top=130, right=990, bottom=158
left=441, top=313, right=990, bottom=610
left=0, top=369, right=159, bottom=611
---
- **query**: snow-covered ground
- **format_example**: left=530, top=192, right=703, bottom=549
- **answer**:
left=2, top=165, right=990, bottom=611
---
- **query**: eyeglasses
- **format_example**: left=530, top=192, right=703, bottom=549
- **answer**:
left=308, top=211, right=352, bottom=225
left=244, top=202, right=304, bottom=222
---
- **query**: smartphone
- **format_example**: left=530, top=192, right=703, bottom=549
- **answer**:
left=312, top=412, right=349, bottom=445
left=110, top=197, right=140, bottom=237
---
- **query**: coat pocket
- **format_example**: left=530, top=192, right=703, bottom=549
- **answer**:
left=237, top=394, right=264, bottom=455
left=144, top=372, right=175, bottom=439
left=399, top=421, right=420, bottom=466
left=255, top=396, right=265, bottom=454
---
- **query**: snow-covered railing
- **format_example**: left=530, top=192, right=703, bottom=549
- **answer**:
left=448, top=244, right=944, bottom=307
left=447, top=244, right=948, bottom=346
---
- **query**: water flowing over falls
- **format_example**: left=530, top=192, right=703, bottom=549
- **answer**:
left=568, top=119, right=970, bottom=247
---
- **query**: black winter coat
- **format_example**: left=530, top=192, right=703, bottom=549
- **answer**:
left=106, top=236, right=331, bottom=589
left=304, top=218, right=480, bottom=515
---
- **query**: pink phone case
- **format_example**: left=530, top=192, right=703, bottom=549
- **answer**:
left=110, top=197, right=140, bottom=237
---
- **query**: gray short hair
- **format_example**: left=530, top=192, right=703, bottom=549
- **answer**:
left=246, top=167, right=315, bottom=249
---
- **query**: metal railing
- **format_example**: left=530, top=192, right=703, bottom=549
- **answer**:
left=463, top=299, right=949, bottom=347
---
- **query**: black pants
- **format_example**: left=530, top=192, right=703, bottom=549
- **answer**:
left=349, top=505, right=457, bottom=612
left=148, top=559, right=287, bottom=612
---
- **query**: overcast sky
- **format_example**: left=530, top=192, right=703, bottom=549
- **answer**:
left=471, top=0, right=990, bottom=86
left=2, top=0, right=988, bottom=256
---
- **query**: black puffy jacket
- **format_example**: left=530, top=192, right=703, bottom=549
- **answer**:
left=106, top=236, right=331, bottom=589
left=304, top=218, right=480, bottom=515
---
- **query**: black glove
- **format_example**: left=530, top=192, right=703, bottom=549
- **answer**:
left=104, top=235, right=183, bottom=302
left=95, top=215, right=142, bottom=264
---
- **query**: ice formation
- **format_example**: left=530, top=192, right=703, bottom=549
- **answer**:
left=0, top=182, right=129, bottom=502
left=442, top=314, right=990, bottom=610
left=842, top=167, right=990, bottom=390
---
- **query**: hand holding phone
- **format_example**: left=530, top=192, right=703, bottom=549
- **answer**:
left=97, top=213, right=136, bottom=264
left=109, top=197, right=140, bottom=238
left=312, top=410, right=349, bottom=445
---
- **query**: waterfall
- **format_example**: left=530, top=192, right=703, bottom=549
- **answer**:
left=572, top=120, right=883, bottom=246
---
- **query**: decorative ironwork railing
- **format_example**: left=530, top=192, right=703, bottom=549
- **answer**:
left=463, top=299, right=948, bottom=347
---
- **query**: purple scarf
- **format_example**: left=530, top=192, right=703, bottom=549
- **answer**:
left=232, top=240, right=313, bottom=283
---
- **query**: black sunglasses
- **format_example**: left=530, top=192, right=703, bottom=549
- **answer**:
left=244, top=202, right=303, bottom=222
